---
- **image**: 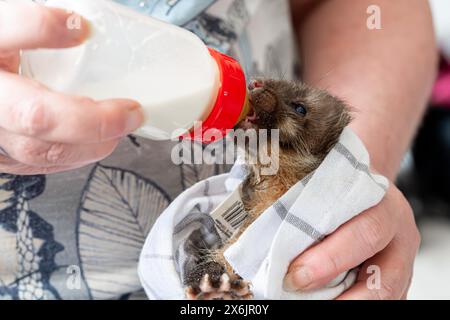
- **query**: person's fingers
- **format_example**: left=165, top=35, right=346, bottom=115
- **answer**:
left=401, top=273, right=414, bottom=300
left=0, top=2, right=90, bottom=51
left=0, top=51, right=20, bottom=73
left=284, top=189, right=399, bottom=291
left=0, top=150, right=90, bottom=175
left=0, top=128, right=120, bottom=167
left=336, top=234, right=419, bottom=300
left=0, top=72, right=144, bottom=144
left=399, top=278, right=412, bottom=300
left=0, top=158, right=91, bottom=175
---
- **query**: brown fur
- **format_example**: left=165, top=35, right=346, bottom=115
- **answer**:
left=214, top=80, right=352, bottom=274
left=186, top=79, right=352, bottom=298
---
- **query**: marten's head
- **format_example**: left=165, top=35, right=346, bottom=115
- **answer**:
left=236, top=79, right=352, bottom=159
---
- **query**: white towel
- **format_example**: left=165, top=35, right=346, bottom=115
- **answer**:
left=138, top=128, right=389, bottom=300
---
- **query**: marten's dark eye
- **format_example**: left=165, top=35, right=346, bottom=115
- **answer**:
left=291, top=102, right=307, bottom=115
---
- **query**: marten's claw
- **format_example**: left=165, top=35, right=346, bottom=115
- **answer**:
left=185, top=273, right=253, bottom=300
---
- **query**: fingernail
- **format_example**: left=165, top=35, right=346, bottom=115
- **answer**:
left=53, top=8, right=91, bottom=45
left=68, top=16, right=91, bottom=43
left=283, top=266, right=313, bottom=292
left=125, top=105, right=144, bottom=133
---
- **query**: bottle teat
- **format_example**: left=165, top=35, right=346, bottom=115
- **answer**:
left=187, top=48, right=248, bottom=144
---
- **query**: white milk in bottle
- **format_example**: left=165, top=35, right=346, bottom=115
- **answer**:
left=20, top=0, right=249, bottom=142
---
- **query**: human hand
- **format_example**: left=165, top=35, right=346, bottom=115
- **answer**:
left=283, top=184, right=420, bottom=299
left=0, top=2, right=144, bottom=175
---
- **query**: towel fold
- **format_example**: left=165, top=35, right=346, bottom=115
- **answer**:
left=138, top=127, right=388, bottom=300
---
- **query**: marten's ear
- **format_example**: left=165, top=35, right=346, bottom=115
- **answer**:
left=341, top=106, right=353, bottom=128
left=310, top=100, right=352, bottom=156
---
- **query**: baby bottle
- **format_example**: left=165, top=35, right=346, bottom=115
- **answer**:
left=20, top=0, right=250, bottom=142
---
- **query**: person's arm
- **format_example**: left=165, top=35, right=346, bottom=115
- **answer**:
left=285, top=0, right=438, bottom=299
left=293, top=0, right=437, bottom=180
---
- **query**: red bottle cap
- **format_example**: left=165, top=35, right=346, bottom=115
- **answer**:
left=186, top=48, right=248, bottom=144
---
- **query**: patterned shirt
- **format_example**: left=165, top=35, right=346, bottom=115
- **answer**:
left=0, top=0, right=296, bottom=300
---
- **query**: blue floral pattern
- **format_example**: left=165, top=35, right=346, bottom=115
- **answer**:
left=0, top=175, right=63, bottom=300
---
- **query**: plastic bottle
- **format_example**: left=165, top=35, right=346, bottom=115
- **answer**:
left=20, top=0, right=250, bottom=143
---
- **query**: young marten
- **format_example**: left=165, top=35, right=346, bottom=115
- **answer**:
left=185, top=79, right=352, bottom=300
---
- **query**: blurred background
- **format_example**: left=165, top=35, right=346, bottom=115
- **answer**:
left=399, top=0, right=450, bottom=300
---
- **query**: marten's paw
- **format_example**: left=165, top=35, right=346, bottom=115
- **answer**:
left=185, top=273, right=252, bottom=300
left=184, top=260, right=253, bottom=300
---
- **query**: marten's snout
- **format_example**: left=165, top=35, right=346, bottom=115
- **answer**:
left=248, top=80, right=277, bottom=113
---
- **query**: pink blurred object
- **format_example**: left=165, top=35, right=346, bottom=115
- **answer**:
left=431, top=59, right=450, bottom=107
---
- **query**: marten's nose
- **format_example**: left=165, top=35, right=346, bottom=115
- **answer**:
left=248, top=79, right=264, bottom=90
left=249, top=87, right=277, bottom=113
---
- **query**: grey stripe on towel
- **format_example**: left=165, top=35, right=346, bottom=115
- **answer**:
left=274, top=201, right=324, bottom=241
left=334, top=143, right=387, bottom=191
left=143, top=254, right=174, bottom=260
